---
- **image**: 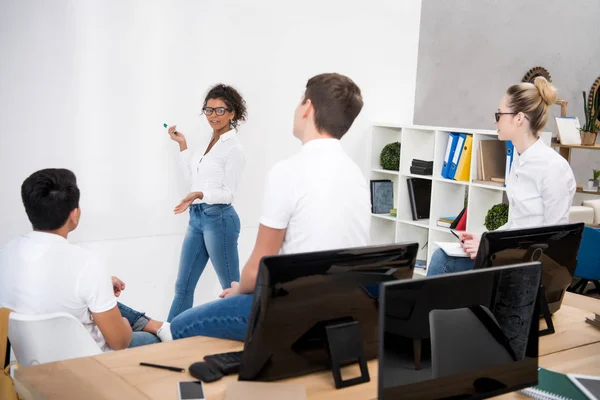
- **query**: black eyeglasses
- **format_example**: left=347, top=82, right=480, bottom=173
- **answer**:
left=495, top=112, right=529, bottom=122
left=202, top=107, right=230, bottom=116
left=495, top=112, right=517, bottom=122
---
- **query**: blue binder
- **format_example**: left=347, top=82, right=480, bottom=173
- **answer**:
left=448, top=133, right=466, bottom=180
left=441, top=133, right=459, bottom=179
left=505, top=140, right=514, bottom=186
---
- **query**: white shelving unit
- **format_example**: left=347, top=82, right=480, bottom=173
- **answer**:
left=368, top=123, right=551, bottom=277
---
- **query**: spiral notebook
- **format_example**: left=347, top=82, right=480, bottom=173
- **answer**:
left=520, top=367, right=587, bottom=400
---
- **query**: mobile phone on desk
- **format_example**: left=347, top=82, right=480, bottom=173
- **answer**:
left=178, top=381, right=205, bottom=400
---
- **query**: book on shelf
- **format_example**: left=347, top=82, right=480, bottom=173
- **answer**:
left=449, top=207, right=467, bottom=230
left=448, top=134, right=466, bottom=180
left=406, top=178, right=432, bottom=220
left=410, top=159, right=433, bottom=176
left=412, top=159, right=434, bottom=168
left=437, top=215, right=457, bottom=228
left=471, top=179, right=505, bottom=187
left=476, top=146, right=483, bottom=180
left=479, top=139, right=505, bottom=182
left=505, top=141, right=514, bottom=185
left=410, top=165, right=433, bottom=175
left=370, top=180, right=393, bottom=214
left=442, top=133, right=460, bottom=179
left=454, top=135, right=473, bottom=181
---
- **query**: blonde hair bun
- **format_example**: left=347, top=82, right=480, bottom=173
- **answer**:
left=533, top=76, right=558, bottom=106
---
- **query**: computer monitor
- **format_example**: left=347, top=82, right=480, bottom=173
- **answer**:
left=473, top=223, right=584, bottom=314
left=237, top=242, right=419, bottom=382
left=379, top=262, right=541, bottom=400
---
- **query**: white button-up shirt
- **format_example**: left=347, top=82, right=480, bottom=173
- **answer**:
left=259, top=138, right=371, bottom=255
left=502, top=138, right=575, bottom=230
left=180, top=129, right=246, bottom=205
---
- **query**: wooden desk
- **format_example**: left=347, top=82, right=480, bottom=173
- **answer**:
left=497, top=342, right=600, bottom=399
left=14, top=293, right=600, bottom=400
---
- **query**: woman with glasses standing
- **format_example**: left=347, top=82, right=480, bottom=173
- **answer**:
left=427, top=76, right=575, bottom=276
left=166, top=84, right=247, bottom=321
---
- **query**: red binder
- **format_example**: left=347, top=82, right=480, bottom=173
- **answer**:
left=455, top=208, right=467, bottom=231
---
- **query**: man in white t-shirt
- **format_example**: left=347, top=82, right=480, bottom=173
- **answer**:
left=0, top=169, right=172, bottom=351
left=170, top=73, right=371, bottom=341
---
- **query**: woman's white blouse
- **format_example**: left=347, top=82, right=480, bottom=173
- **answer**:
left=501, top=138, right=575, bottom=230
left=179, top=130, right=245, bottom=205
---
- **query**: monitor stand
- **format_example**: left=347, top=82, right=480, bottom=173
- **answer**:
left=538, top=285, right=555, bottom=336
left=325, top=321, right=370, bottom=389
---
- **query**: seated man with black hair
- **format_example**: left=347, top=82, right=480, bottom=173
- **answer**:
left=0, top=168, right=172, bottom=351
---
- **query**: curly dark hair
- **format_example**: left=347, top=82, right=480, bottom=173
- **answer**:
left=203, top=84, right=247, bottom=129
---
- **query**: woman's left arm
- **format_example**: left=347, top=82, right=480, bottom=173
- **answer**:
left=541, top=162, right=576, bottom=225
left=202, top=146, right=246, bottom=204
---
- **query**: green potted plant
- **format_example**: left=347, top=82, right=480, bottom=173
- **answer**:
left=484, top=203, right=509, bottom=231
left=589, top=169, right=600, bottom=190
left=380, top=142, right=401, bottom=171
left=580, top=90, right=600, bottom=146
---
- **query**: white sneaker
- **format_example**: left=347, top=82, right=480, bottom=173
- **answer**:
left=157, top=322, right=173, bottom=342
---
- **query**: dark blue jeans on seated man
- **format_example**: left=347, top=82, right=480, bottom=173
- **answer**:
left=169, top=294, right=254, bottom=341
left=117, top=302, right=161, bottom=347
left=426, top=248, right=475, bottom=276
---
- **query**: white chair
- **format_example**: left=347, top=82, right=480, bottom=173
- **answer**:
left=8, top=312, right=102, bottom=366
left=582, top=199, right=600, bottom=224
left=569, top=205, right=595, bottom=225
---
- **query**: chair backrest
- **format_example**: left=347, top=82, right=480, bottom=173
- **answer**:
left=8, top=312, right=102, bottom=366
left=574, top=227, right=600, bottom=281
left=430, top=307, right=514, bottom=378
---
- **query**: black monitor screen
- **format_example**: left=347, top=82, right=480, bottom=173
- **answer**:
left=379, top=263, right=541, bottom=400
left=238, top=243, right=419, bottom=382
left=473, top=223, right=584, bottom=314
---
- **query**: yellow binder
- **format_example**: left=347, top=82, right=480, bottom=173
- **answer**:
left=454, top=135, right=473, bottom=181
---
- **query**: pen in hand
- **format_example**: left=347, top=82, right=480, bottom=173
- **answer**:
left=450, top=230, right=464, bottom=243
left=140, top=362, right=185, bottom=372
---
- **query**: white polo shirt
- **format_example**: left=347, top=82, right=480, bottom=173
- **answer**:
left=180, top=129, right=246, bottom=205
left=0, top=231, right=116, bottom=351
left=501, top=138, right=576, bottom=230
left=259, top=138, right=371, bottom=254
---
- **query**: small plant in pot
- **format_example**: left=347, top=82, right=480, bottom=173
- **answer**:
left=590, top=169, right=600, bottom=189
left=484, top=203, right=509, bottom=231
left=580, top=90, right=600, bottom=146
left=380, top=142, right=401, bottom=171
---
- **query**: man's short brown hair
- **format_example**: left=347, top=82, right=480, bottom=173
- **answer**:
left=303, top=73, right=363, bottom=139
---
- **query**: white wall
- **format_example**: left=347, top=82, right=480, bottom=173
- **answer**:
left=413, top=0, right=600, bottom=187
left=0, top=0, right=422, bottom=320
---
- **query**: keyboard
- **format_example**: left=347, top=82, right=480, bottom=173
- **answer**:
left=203, top=351, right=243, bottom=375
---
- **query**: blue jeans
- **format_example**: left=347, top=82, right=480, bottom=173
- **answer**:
left=427, top=248, right=475, bottom=276
left=117, top=302, right=160, bottom=348
left=170, top=294, right=253, bottom=341
left=168, top=203, right=241, bottom=322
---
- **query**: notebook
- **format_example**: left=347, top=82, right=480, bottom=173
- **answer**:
left=370, top=180, right=393, bottom=214
left=434, top=242, right=468, bottom=258
left=520, top=367, right=587, bottom=400
left=406, top=178, right=432, bottom=220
